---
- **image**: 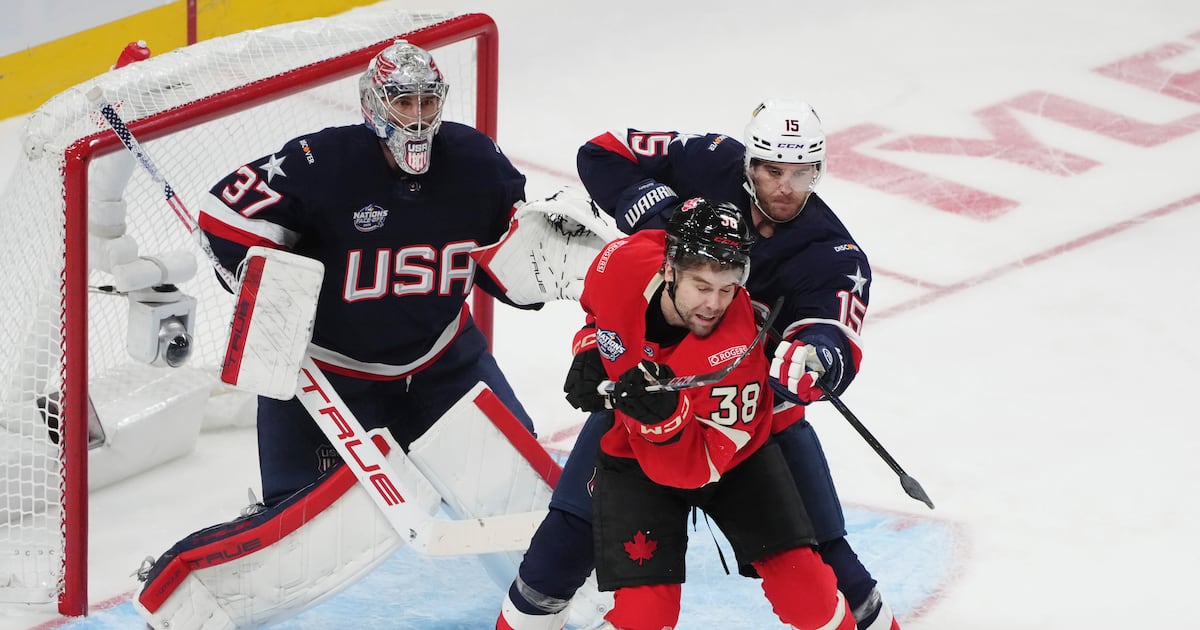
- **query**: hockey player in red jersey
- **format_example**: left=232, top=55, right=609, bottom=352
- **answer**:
left=579, top=198, right=853, bottom=630
left=500, top=100, right=898, bottom=630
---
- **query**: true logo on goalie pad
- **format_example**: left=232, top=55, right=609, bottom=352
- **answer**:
left=222, top=256, right=266, bottom=384
left=297, top=367, right=407, bottom=508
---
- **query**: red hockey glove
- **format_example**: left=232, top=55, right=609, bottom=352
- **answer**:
left=769, top=340, right=844, bottom=405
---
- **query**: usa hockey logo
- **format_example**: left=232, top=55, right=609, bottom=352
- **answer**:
left=315, top=444, right=340, bottom=473
left=353, top=204, right=389, bottom=232
left=596, top=329, right=626, bottom=362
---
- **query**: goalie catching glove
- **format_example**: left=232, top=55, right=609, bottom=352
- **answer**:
left=471, top=186, right=624, bottom=305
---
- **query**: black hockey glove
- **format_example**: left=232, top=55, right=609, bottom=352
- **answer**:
left=611, top=361, right=681, bottom=424
left=563, top=347, right=608, bottom=412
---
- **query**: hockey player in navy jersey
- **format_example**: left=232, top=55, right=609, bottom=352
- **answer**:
left=499, top=100, right=900, bottom=630
left=134, top=41, right=544, bottom=629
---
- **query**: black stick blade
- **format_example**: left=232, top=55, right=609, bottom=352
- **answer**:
left=900, top=474, right=935, bottom=509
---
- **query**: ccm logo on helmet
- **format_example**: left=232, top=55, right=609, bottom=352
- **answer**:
left=713, top=236, right=740, bottom=247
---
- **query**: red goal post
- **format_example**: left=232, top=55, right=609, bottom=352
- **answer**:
left=0, top=8, right=499, bottom=616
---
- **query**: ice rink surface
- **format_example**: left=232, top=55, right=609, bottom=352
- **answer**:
left=2, top=0, right=1199, bottom=627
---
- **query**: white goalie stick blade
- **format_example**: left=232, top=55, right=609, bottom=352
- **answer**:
left=294, top=357, right=546, bottom=556
left=412, top=509, right=548, bottom=556
left=221, top=247, right=324, bottom=400
left=599, top=296, right=785, bottom=395
left=408, top=381, right=559, bottom=568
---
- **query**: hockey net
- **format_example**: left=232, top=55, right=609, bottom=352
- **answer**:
left=0, top=5, right=498, bottom=614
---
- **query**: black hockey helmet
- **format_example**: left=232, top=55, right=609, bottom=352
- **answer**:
left=665, top=197, right=754, bottom=284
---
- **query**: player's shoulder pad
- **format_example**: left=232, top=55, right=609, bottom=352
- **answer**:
left=239, top=124, right=374, bottom=182
left=287, top=124, right=374, bottom=158
left=435, top=121, right=520, bottom=173
left=437, top=121, right=505, bottom=155
left=686, top=131, right=745, bottom=155
left=673, top=131, right=745, bottom=179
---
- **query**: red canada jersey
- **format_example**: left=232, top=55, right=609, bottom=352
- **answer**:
left=582, top=230, right=774, bottom=489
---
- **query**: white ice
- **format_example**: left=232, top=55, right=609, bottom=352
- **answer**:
left=2, top=0, right=1199, bottom=628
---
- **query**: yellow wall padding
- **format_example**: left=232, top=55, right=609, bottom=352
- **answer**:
left=195, top=0, right=378, bottom=41
left=0, top=0, right=377, bottom=119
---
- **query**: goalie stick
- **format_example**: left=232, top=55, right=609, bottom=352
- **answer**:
left=87, top=87, right=239, bottom=291
left=89, top=88, right=546, bottom=555
left=599, top=296, right=785, bottom=395
left=294, top=356, right=547, bottom=555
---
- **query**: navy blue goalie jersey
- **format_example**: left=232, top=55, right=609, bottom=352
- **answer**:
left=198, top=122, right=526, bottom=379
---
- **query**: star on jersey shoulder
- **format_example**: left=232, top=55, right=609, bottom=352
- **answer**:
left=671, top=133, right=702, bottom=147
left=846, top=265, right=868, bottom=296
left=259, top=154, right=287, bottom=183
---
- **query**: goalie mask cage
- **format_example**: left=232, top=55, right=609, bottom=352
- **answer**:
left=0, top=6, right=499, bottom=616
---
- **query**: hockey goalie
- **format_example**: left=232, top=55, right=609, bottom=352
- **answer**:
left=132, top=40, right=622, bottom=628
left=132, top=187, right=617, bottom=627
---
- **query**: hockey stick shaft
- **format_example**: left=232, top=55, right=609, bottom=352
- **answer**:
left=760, top=320, right=934, bottom=508
left=598, top=295, right=786, bottom=395
left=818, top=385, right=935, bottom=509
left=86, top=87, right=239, bottom=290
left=90, top=87, right=541, bottom=555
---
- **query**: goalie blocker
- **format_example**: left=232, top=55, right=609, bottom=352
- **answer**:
left=135, top=384, right=559, bottom=628
left=220, top=245, right=324, bottom=400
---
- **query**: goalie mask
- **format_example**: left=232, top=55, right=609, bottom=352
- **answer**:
left=360, top=40, right=449, bottom=175
left=743, top=99, right=826, bottom=223
left=665, top=197, right=754, bottom=287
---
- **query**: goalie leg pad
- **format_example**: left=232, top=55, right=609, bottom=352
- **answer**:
left=408, top=382, right=559, bottom=588
left=134, top=450, right=437, bottom=629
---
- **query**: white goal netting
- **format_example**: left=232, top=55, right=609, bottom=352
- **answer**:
left=0, top=4, right=495, bottom=611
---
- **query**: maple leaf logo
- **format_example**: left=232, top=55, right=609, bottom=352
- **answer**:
left=624, top=530, right=657, bottom=565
